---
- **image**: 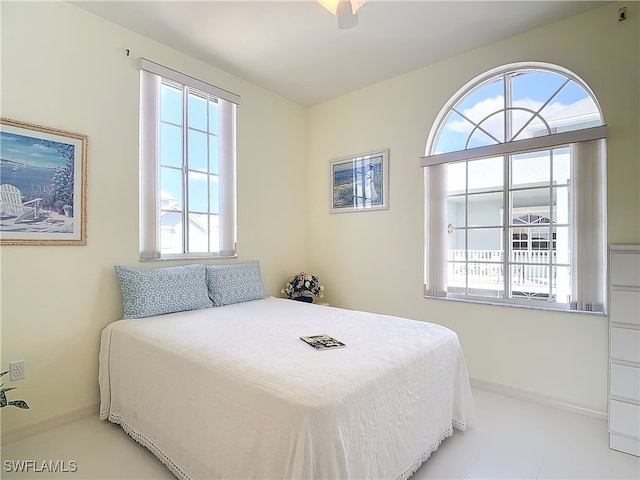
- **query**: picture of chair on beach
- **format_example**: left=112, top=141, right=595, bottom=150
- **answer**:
left=0, top=130, right=77, bottom=234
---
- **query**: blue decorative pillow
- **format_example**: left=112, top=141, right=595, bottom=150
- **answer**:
left=206, top=261, right=269, bottom=307
left=114, top=264, right=213, bottom=319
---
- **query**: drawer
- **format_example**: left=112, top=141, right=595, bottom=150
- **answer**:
left=610, top=363, right=640, bottom=401
left=611, top=326, right=640, bottom=364
left=611, top=252, right=640, bottom=288
left=610, top=432, right=640, bottom=456
left=610, top=289, right=640, bottom=326
left=610, top=399, right=640, bottom=438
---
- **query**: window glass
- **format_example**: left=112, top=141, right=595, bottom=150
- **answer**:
left=161, top=84, right=182, bottom=125
left=208, top=103, right=219, bottom=134
left=209, top=135, right=220, bottom=174
left=511, top=189, right=550, bottom=213
left=447, top=162, right=466, bottom=193
left=468, top=228, right=502, bottom=254
left=468, top=262, right=504, bottom=297
left=512, top=151, right=550, bottom=187
left=160, top=124, right=182, bottom=168
left=555, top=186, right=569, bottom=223
left=511, top=70, right=566, bottom=106
left=467, top=192, right=503, bottom=227
left=188, top=213, right=208, bottom=252
left=188, top=171, right=209, bottom=213
left=434, top=111, right=474, bottom=154
left=447, top=197, right=465, bottom=227
left=455, top=77, right=503, bottom=117
left=160, top=167, right=182, bottom=209
left=468, top=157, right=502, bottom=191
left=553, top=149, right=571, bottom=184
left=188, top=130, right=208, bottom=172
left=539, top=81, right=599, bottom=133
left=468, top=121, right=503, bottom=148
left=447, top=229, right=466, bottom=255
left=188, top=92, right=207, bottom=131
left=161, top=211, right=183, bottom=253
left=553, top=227, right=570, bottom=263
left=208, top=214, right=220, bottom=252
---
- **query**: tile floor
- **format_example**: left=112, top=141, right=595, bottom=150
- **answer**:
left=2, top=388, right=638, bottom=479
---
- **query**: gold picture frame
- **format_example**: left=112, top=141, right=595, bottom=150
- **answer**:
left=0, top=118, right=88, bottom=245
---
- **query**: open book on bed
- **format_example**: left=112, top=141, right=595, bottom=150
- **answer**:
left=300, top=334, right=346, bottom=350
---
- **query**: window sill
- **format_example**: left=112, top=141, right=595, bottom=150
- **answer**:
left=140, top=253, right=238, bottom=262
left=423, top=294, right=606, bottom=316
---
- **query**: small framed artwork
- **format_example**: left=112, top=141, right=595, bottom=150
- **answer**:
left=0, top=118, right=88, bottom=245
left=330, top=149, right=389, bottom=214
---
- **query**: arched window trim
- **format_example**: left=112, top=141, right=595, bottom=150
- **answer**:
left=421, top=62, right=607, bottom=167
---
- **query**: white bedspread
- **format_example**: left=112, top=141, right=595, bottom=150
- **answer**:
left=99, top=297, right=474, bottom=479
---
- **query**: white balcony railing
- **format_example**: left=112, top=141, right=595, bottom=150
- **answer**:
left=447, top=249, right=558, bottom=295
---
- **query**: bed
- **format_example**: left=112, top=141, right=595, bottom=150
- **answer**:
left=100, top=263, right=474, bottom=480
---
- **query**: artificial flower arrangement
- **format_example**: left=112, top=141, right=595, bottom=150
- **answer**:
left=281, top=272, right=324, bottom=301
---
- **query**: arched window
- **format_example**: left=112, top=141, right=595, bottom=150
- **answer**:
left=422, top=63, right=607, bottom=312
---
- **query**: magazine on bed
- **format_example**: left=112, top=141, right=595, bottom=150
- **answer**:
left=300, top=334, right=346, bottom=350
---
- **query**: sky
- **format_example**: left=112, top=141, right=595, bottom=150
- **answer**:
left=0, top=131, right=71, bottom=170
left=433, top=70, right=598, bottom=154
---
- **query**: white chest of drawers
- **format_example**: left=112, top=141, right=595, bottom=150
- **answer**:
left=609, top=245, right=640, bottom=456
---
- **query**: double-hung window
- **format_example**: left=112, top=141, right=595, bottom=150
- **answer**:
left=139, top=59, right=240, bottom=260
left=422, top=64, right=607, bottom=312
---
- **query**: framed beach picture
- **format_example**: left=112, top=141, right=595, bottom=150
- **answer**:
left=0, top=118, right=87, bottom=245
left=329, top=149, right=389, bottom=214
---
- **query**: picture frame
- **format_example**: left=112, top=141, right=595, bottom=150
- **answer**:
left=0, top=118, right=88, bottom=245
left=329, top=149, right=389, bottom=214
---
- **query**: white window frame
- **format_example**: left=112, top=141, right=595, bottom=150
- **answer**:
left=139, top=58, right=240, bottom=260
left=422, top=63, right=607, bottom=313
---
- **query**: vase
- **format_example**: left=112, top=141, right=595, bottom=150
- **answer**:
left=291, top=291, right=314, bottom=303
left=292, top=296, right=313, bottom=303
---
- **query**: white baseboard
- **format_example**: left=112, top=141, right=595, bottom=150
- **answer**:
left=2, top=403, right=99, bottom=444
left=470, top=378, right=608, bottom=420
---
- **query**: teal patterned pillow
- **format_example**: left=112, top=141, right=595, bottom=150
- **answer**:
left=206, top=261, right=269, bottom=307
left=114, top=264, right=213, bottom=319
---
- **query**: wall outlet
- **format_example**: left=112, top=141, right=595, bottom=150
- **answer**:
left=9, top=360, right=25, bottom=381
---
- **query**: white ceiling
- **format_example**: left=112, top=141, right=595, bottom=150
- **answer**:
left=72, top=1, right=610, bottom=106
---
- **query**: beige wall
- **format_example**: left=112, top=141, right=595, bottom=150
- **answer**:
left=1, top=1, right=638, bottom=435
left=306, top=2, right=639, bottom=412
left=0, top=2, right=307, bottom=433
